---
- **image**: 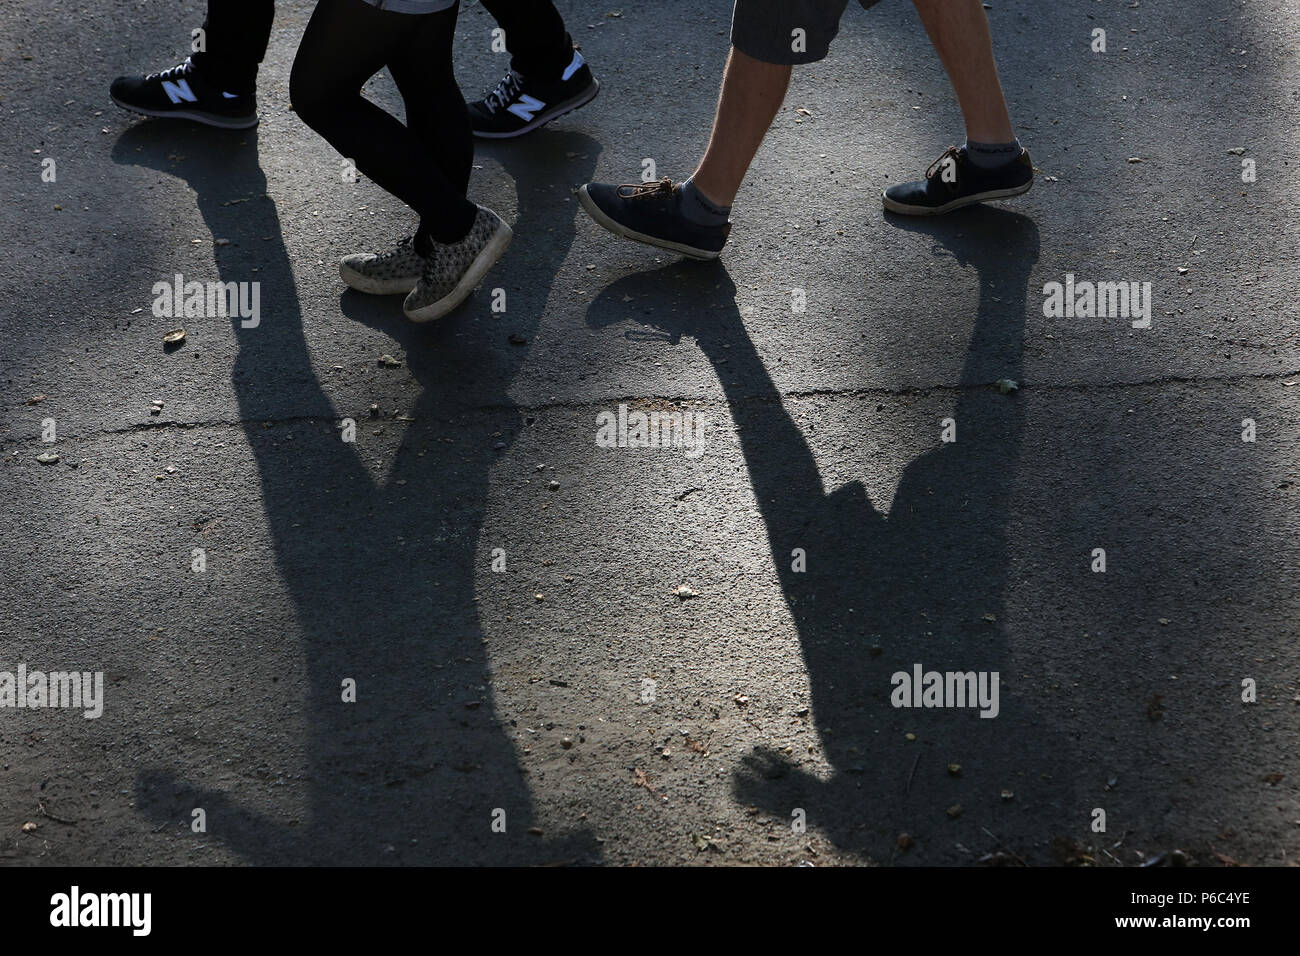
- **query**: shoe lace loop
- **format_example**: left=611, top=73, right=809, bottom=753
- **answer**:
left=925, top=145, right=963, bottom=182
left=615, top=178, right=675, bottom=200
left=484, top=71, right=523, bottom=113
left=147, top=57, right=195, bottom=83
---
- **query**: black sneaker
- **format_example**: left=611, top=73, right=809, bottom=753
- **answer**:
left=882, top=145, right=1033, bottom=216
left=109, top=57, right=257, bottom=129
left=578, top=179, right=729, bottom=261
left=467, top=51, right=599, bottom=139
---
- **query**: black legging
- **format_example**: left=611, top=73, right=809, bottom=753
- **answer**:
left=198, top=0, right=571, bottom=95
left=289, top=0, right=477, bottom=245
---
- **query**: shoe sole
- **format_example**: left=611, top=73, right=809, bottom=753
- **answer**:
left=339, top=263, right=420, bottom=296
left=881, top=180, right=1032, bottom=217
left=472, top=80, right=600, bottom=140
left=110, top=94, right=259, bottom=130
left=403, top=222, right=513, bottom=323
left=577, top=185, right=721, bottom=261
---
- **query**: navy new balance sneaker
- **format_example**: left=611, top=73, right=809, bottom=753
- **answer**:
left=468, top=50, right=599, bottom=139
left=110, top=57, right=257, bottom=129
left=883, top=145, right=1033, bottom=216
left=578, top=179, right=729, bottom=260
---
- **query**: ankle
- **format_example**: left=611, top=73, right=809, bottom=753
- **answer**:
left=964, top=137, right=1021, bottom=169
left=683, top=174, right=734, bottom=211
left=679, top=177, right=732, bottom=227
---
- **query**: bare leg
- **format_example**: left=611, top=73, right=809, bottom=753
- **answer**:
left=911, top=0, right=1015, bottom=143
left=689, top=47, right=792, bottom=207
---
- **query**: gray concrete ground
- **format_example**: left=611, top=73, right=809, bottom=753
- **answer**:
left=1, top=0, right=1298, bottom=866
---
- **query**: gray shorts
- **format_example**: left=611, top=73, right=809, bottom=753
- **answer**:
left=731, top=0, right=884, bottom=65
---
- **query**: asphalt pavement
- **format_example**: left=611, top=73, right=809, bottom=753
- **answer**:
left=0, top=0, right=1297, bottom=866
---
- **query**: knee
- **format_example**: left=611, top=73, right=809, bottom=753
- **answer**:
left=288, top=58, right=330, bottom=130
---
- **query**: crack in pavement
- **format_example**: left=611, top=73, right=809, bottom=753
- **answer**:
left=4, top=365, right=1299, bottom=447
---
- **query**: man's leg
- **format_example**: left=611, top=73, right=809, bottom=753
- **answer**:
left=479, top=0, right=571, bottom=80
left=577, top=0, right=846, bottom=259
left=108, top=0, right=272, bottom=128
left=882, top=0, right=1033, bottom=216
left=468, top=0, right=599, bottom=139
left=688, top=48, right=791, bottom=208
left=911, top=0, right=1014, bottom=145
left=193, top=0, right=277, bottom=96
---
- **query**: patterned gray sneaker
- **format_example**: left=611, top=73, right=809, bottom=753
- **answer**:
left=340, top=236, right=427, bottom=295
left=402, top=206, right=512, bottom=323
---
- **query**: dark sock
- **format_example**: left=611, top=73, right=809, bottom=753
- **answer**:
left=965, top=139, right=1022, bottom=170
left=679, top=177, right=731, bottom=227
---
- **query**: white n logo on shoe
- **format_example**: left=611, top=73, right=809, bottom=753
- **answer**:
left=507, top=94, right=546, bottom=122
left=162, top=79, right=198, bottom=104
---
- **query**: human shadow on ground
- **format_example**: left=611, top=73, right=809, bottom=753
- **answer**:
left=585, top=208, right=1081, bottom=863
left=114, top=119, right=602, bottom=864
